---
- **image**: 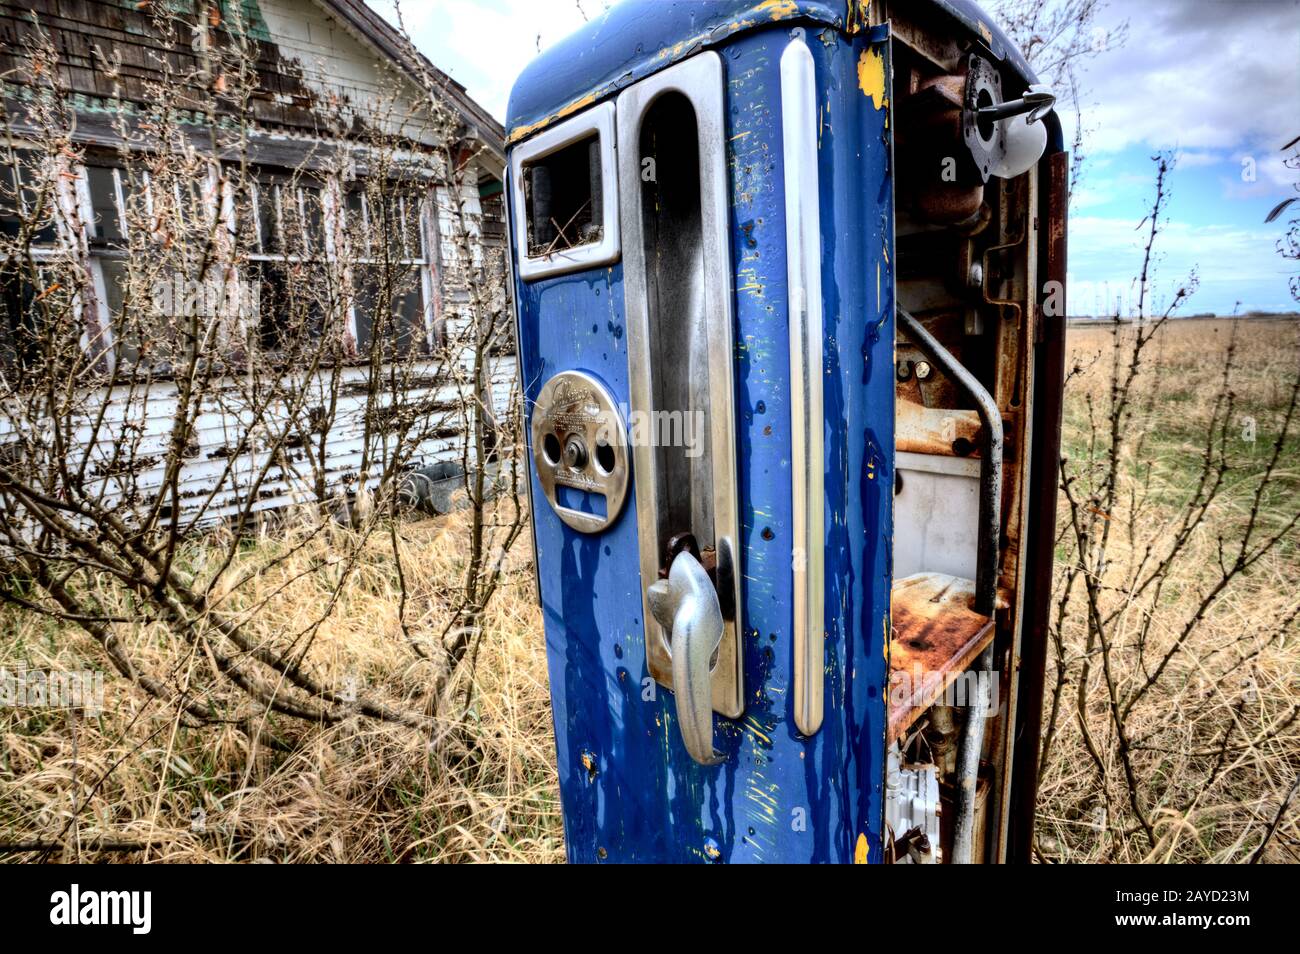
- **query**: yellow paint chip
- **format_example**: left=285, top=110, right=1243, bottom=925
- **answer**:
left=854, top=833, right=869, bottom=863
left=507, top=92, right=599, bottom=144
left=857, top=47, right=888, bottom=111
left=755, top=0, right=799, bottom=19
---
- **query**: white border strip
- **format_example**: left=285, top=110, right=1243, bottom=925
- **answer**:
left=509, top=101, right=619, bottom=281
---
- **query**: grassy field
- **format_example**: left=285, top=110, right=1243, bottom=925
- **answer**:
left=0, top=511, right=560, bottom=863
left=1038, top=316, right=1300, bottom=863
left=1, top=317, right=1296, bottom=863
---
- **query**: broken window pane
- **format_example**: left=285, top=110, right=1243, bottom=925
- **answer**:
left=86, top=165, right=126, bottom=244
left=0, top=265, right=40, bottom=373
left=302, top=185, right=325, bottom=253
left=343, top=188, right=368, bottom=258
left=256, top=180, right=281, bottom=254
left=369, top=190, right=421, bottom=261
left=523, top=134, right=601, bottom=255
left=102, top=259, right=181, bottom=369
left=352, top=264, right=426, bottom=355
left=1, top=151, right=58, bottom=244
left=252, top=260, right=324, bottom=353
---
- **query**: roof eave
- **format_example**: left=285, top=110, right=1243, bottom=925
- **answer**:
left=312, top=0, right=505, bottom=167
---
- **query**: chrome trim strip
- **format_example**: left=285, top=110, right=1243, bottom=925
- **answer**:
left=617, top=51, right=744, bottom=719
left=781, top=35, right=825, bottom=737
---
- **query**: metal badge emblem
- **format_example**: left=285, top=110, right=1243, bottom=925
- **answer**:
left=530, top=370, right=629, bottom=533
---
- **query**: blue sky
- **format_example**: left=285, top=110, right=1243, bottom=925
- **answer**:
left=1057, top=0, right=1300, bottom=316
left=373, top=0, right=1300, bottom=315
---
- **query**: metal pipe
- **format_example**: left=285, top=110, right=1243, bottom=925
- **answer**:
left=952, top=642, right=994, bottom=863
left=896, top=307, right=1003, bottom=863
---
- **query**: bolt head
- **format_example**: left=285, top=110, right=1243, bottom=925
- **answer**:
left=563, top=435, right=588, bottom=470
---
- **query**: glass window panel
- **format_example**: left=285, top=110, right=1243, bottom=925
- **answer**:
left=344, top=189, right=367, bottom=258
left=102, top=259, right=179, bottom=368
left=99, top=257, right=127, bottom=316
left=86, top=165, right=125, bottom=243
left=176, top=176, right=208, bottom=232
left=370, top=191, right=419, bottom=261
left=1, top=162, right=23, bottom=239
left=0, top=265, right=39, bottom=373
left=1, top=151, right=58, bottom=244
left=352, top=263, right=425, bottom=355
left=299, top=185, right=324, bottom=255
left=256, top=181, right=280, bottom=253
left=252, top=260, right=323, bottom=353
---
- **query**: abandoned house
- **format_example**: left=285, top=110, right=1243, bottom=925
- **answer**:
left=0, top=0, right=512, bottom=527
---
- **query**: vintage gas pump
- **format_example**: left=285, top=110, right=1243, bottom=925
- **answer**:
left=507, top=0, right=1066, bottom=864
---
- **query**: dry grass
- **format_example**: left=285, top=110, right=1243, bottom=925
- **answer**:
left=0, top=508, right=563, bottom=863
left=1036, top=317, right=1300, bottom=863
left=3, top=318, right=1297, bottom=864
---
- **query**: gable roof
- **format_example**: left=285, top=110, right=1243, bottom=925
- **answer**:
left=316, top=0, right=505, bottom=173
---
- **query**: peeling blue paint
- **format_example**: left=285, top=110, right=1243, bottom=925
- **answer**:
left=510, top=19, right=894, bottom=864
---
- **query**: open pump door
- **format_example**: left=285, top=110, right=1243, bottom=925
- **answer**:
left=618, top=52, right=744, bottom=766
left=508, top=5, right=896, bottom=863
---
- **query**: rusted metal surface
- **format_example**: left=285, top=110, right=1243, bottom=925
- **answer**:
left=888, top=572, right=995, bottom=742
left=895, top=72, right=985, bottom=225
left=940, top=770, right=991, bottom=864
left=894, top=311, right=980, bottom=423
left=1006, top=147, right=1070, bottom=863
left=883, top=7, right=965, bottom=75
left=896, top=397, right=982, bottom=456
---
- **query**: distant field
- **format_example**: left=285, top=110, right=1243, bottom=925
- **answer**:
left=2, top=317, right=1295, bottom=863
left=1037, top=315, right=1300, bottom=862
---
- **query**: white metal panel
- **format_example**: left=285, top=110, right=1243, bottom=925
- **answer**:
left=894, top=450, right=980, bottom=582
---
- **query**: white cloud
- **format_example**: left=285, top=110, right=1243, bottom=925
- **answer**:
left=369, top=0, right=595, bottom=120
left=1043, top=0, right=1300, bottom=162
left=1174, top=149, right=1227, bottom=169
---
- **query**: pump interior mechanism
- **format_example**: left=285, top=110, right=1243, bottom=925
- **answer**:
left=881, top=1, right=1053, bottom=864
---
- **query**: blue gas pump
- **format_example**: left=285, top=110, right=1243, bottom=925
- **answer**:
left=506, top=0, right=1066, bottom=864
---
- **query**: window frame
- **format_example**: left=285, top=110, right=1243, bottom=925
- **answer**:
left=339, top=178, right=437, bottom=357
left=1, top=145, right=97, bottom=379
left=5, top=147, right=448, bottom=376
left=510, top=101, right=619, bottom=281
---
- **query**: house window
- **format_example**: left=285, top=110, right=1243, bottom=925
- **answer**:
left=4, top=153, right=443, bottom=375
left=242, top=172, right=330, bottom=355
left=342, top=182, right=432, bottom=356
left=0, top=148, right=58, bottom=245
left=85, top=164, right=127, bottom=244
left=1, top=148, right=64, bottom=380
left=79, top=160, right=193, bottom=369
left=0, top=266, right=44, bottom=374
left=81, top=162, right=137, bottom=364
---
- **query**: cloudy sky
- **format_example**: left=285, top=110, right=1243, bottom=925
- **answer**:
left=373, top=0, right=1300, bottom=315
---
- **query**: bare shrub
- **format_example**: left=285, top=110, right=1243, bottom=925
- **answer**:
left=1035, top=156, right=1300, bottom=863
left=0, top=4, right=526, bottom=858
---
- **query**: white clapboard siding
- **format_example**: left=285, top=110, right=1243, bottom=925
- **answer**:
left=1, top=356, right=517, bottom=531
